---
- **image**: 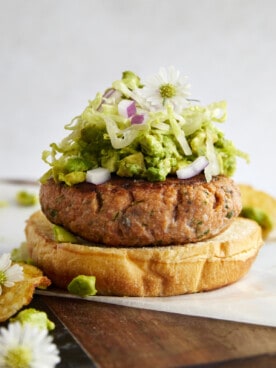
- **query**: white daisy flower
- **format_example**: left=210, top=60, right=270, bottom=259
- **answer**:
left=0, top=253, right=24, bottom=295
left=0, top=322, right=60, bottom=368
left=137, top=66, right=191, bottom=113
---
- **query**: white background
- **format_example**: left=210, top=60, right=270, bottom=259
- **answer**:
left=1, top=0, right=276, bottom=196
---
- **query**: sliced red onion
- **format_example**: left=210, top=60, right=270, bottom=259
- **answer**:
left=176, top=156, right=209, bottom=180
left=86, top=167, right=111, bottom=185
left=103, top=88, right=116, bottom=99
left=98, top=89, right=122, bottom=111
left=118, top=99, right=136, bottom=118
left=104, top=89, right=122, bottom=104
left=131, top=114, right=145, bottom=125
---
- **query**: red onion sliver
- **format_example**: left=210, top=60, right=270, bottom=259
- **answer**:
left=103, top=88, right=116, bottom=99
left=176, top=156, right=209, bottom=180
left=131, top=114, right=145, bottom=125
left=118, top=99, right=136, bottom=118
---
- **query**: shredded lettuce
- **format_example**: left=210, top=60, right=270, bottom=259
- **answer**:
left=41, top=71, right=249, bottom=185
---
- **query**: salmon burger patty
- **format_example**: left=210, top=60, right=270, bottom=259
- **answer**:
left=40, top=174, right=242, bottom=247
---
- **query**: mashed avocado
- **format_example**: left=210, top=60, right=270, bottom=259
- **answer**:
left=41, top=68, right=248, bottom=185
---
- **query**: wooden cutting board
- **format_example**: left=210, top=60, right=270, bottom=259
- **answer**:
left=19, top=295, right=276, bottom=368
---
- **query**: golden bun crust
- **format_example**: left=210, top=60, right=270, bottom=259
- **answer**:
left=25, top=211, right=263, bottom=297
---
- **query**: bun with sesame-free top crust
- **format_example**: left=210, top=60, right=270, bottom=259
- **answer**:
left=25, top=211, right=262, bottom=297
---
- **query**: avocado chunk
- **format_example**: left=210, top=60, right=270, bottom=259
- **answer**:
left=11, top=308, right=55, bottom=331
left=117, top=152, right=146, bottom=177
left=67, top=275, right=97, bottom=297
left=53, top=225, right=78, bottom=243
left=16, top=191, right=37, bottom=206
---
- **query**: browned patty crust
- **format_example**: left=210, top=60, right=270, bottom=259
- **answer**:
left=40, top=175, right=242, bottom=247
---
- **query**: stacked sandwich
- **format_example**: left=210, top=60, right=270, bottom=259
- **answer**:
left=25, top=67, right=263, bottom=296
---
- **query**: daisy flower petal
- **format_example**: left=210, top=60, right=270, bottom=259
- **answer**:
left=138, top=66, right=191, bottom=113
left=0, top=322, right=60, bottom=368
left=5, top=264, right=24, bottom=284
left=0, top=253, right=12, bottom=272
left=0, top=253, right=24, bottom=295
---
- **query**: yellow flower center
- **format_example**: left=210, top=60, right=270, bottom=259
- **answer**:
left=5, top=346, right=32, bottom=368
left=159, top=83, right=176, bottom=99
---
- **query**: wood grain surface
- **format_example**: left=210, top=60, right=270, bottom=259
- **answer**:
left=33, top=295, right=276, bottom=368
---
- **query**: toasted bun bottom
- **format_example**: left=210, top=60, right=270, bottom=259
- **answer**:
left=25, top=211, right=263, bottom=297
